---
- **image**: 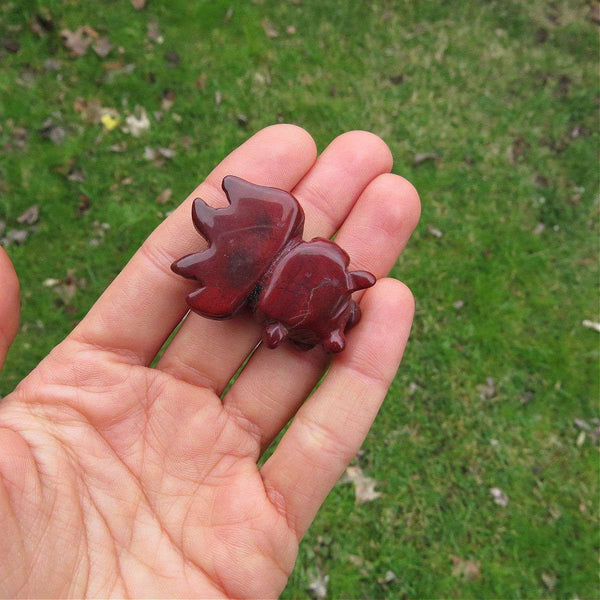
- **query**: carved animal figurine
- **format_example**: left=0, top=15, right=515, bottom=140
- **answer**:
left=171, top=176, right=375, bottom=353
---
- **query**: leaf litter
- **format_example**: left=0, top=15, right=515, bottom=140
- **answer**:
left=451, top=556, right=481, bottom=581
left=343, top=465, right=382, bottom=503
left=490, top=487, right=509, bottom=507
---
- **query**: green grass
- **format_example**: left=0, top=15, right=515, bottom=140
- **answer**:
left=1, top=0, right=598, bottom=597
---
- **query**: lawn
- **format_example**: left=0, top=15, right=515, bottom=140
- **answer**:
left=0, top=0, right=598, bottom=598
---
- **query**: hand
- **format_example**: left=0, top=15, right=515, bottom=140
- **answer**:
left=0, top=126, right=420, bottom=598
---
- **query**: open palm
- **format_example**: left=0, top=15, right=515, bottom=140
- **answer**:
left=0, top=125, right=420, bottom=598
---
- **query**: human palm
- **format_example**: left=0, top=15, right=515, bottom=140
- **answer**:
left=0, top=125, right=419, bottom=599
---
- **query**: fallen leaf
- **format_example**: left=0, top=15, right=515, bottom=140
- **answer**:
left=17, top=205, right=39, bottom=225
left=3, top=39, right=20, bottom=53
left=100, top=114, right=119, bottom=130
left=414, top=152, right=438, bottom=165
left=77, top=195, right=90, bottom=216
left=588, top=2, right=600, bottom=24
left=286, top=25, right=296, bottom=34
left=74, top=98, right=120, bottom=126
left=427, top=225, right=443, bottom=238
left=61, top=26, right=98, bottom=57
left=343, top=466, right=382, bottom=503
left=144, top=146, right=157, bottom=160
left=389, top=74, right=404, bottom=85
left=377, top=570, right=397, bottom=584
left=541, top=572, right=556, bottom=591
left=53, top=270, right=78, bottom=305
left=93, top=37, right=112, bottom=57
left=196, top=73, right=207, bottom=90
left=43, top=58, right=61, bottom=71
left=224, top=7, right=234, bottom=23
left=477, top=377, right=496, bottom=399
left=147, top=20, right=163, bottom=43
left=131, top=0, right=147, bottom=9
left=43, top=278, right=60, bottom=287
left=533, top=223, right=545, bottom=235
left=576, top=431, right=586, bottom=446
left=574, top=418, right=591, bottom=430
left=157, top=147, right=176, bottom=159
left=307, top=572, right=329, bottom=599
left=109, top=142, right=127, bottom=152
left=451, top=556, right=481, bottom=581
left=510, top=136, right=530, bottom=163
left=123, top=106, right=150, bottom=136
left=29, top=10, right=54, bottom=36
left=164, top=50, right=181, bottom=66
left=4, top=229, right=29, bottom=245
left=582, top=320, right=600, bottom=332
left=215, top=90, right=222, bottom=106
left=157, top=188, right=172, bottom=204
left=161, top=89, right=175, bottom=110
left=236, top=113, right=249, bottom=127
left=453, top=300, right=464, bottom=309
left=40, top=117, right=66, bottom=144
left=490, top=487, right=509, bottom=507
left=262, top=19, right=279, bottom=38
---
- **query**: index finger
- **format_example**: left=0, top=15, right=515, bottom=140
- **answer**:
left=70, top=125, right=317, bottom=365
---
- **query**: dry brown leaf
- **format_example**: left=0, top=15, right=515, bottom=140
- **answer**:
left=3, top=230, right=29, bottom=246
left=157, top=188, right=172, bottom=205
left=343, top=466, right=381, bottom=503
left=61, top=26, right=98, bottom=57
left=123, top=106, right=150, bottom=136
left=262, top=19, right=279, bottom=38
left=93, top=37, right=112, bottom=57
left=224, top=7, right=234, bottom=23
left=427, top=225, right=443, bottom=238
left=161, top=89, right=175, bottom=110
left=17, top=205, right=39, bottom=225
left=131, top=0, right=147, bottom=9
left=307, top=572, right=328, bottom=599
left=414, top=152, right=438, bottom=165
left=490, top=487, right=509, bottom=507
left=52, top=270, right=79, bottom=305
left=582, top=320, right=600, bottom=332
left=477, top=377, right=496, bottom=399
left=451, top=556, right=481, bottom=581
left=147, top=20, right=163, bottom=43
left=541, top=572, right=556, bottom=591
left=196, top=72, right=207, bottom=91
left=40, top=117, right=66, bottom=144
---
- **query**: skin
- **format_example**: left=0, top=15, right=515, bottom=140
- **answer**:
left=0, top=125, right=420, bottom=599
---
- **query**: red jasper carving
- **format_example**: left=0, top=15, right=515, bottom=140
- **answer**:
left=171, top=176, right=375, bottom=353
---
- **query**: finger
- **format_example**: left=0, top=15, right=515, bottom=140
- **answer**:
left=0, top=248, right=20, bottom=370
left=70, top=124, right=317, bottom=365
left=157, top=131, right=393, bottom=392
left=223, top=173, right=420, bottom=449
left=260, top=278, right=414, bottom=539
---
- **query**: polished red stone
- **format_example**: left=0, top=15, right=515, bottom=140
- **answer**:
left=172, top=176, right=375, bottom=352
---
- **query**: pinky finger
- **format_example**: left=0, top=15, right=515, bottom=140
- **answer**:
left=260, top=278, right=414, bottom=540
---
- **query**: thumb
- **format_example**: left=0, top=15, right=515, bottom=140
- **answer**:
left=0, top=248, right=20, bottom=371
